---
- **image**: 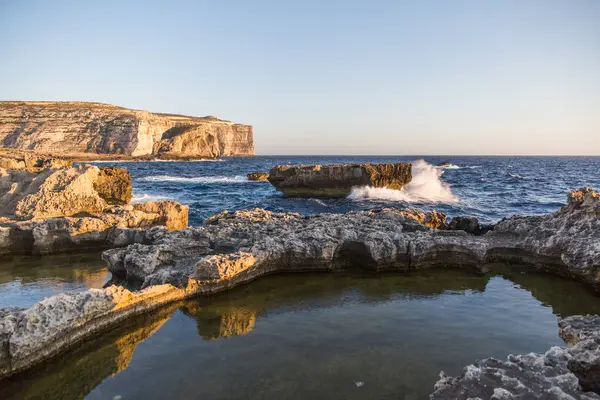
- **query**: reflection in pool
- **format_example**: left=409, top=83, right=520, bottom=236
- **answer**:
left=1, top=269, right=600, bottom=400
left=0, top=253, right=109, bottom=308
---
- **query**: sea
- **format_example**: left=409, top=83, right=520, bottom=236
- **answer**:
left=91, top=155, right=599, bottom=225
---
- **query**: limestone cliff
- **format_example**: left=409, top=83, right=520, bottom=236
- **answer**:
left=0, top=101, right=254, bottom=157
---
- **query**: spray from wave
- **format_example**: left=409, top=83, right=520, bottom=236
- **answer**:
left=139, top=175, right=251, bottom=184
left=347, top=159, right=458, bottom=203
left=130, top=193, right=172, bottom=203
left=438, top=163, right=461, bottom=169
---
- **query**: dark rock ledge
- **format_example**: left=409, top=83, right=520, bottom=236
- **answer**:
left=0, top=187, right=598, bottom=387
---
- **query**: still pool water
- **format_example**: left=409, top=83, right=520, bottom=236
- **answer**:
left=0, top=253, right=109, bottom=308
left=2, top=269, right=600, bottom=400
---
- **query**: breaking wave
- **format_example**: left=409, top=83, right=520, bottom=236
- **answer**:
left=347, top=159, right=458, bottom=203
left=139, top=175, right=250, bottom=184
left=130, top=193, right=172, bottom=203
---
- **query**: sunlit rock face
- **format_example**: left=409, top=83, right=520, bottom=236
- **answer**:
left=0, top=161, right=188, bottom=255
left=267, top=163, right=412, bottom=197
left=0, top=101, right=254, bottom=157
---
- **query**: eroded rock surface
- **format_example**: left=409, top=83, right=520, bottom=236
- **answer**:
left=1, top=164, right=133, bottom=220
left=93, top=167, right=132, bottom=205
left=267, top=162, right=412, bottom=197
left=0, top=202, right=188, bottom=255
left=0, top=161, right=188, bottom=255
left=0, top=101, right=254, bottom=157
left=102, top=187, right=600, bottom=290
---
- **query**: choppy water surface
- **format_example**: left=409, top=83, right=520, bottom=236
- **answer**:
left=90, top=156, right=600, bottom=225
left=2, top=269, right=600, bottom=400
left=0, top=253, right=109, bottom=308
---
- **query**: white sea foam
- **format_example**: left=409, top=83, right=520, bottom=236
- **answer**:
left=130, top=193, right=172, bottom=203
left=437, top=164, right=482, bottom=170
left=139, top=175, right=251, bottom=183
left=90, top=159, right=226, bottom=163
left=347, top=159, right=458, bottom=203
left=439, top=163, right=461, bottom=169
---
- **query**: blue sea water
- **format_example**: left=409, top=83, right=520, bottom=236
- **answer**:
left=91, top=156, right=600, bottom=226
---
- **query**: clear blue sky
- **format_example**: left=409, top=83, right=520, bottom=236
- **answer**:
left=1, top=0, right=599, bottom=155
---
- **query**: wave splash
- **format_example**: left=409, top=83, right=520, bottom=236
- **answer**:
left=140, top=175, right=250, bottom=184
left=348, top=159, right=458, bottom=203
left=130, top=193, right=172, bottom=203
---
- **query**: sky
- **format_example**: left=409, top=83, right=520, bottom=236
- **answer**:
left=1, top=0, right=599, bottom=155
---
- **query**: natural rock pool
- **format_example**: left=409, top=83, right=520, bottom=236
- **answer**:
left=0, top=253, right=109, bottom=308
left=1, top=268, right=600, bottom=400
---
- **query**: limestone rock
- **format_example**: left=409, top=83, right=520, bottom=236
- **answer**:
left=103, top=188, right=600, bottom=290
left=0, top=201, right=189, bottom=255
left=559, top=315, right=600, bottom=346
left=430, top=346, right=600, bottom=399
left=247, top=171, right=269, bottom=181
left=14, top=165, right=108, bottom=219
left=267, top=163, right=412, bottom=197
left=132, top=201, right=188, bottom=230
left=446, top=216, right=493, bottom=235
left=93, top=167, right=132, bottom=205
left=0, top=101, right=254, bottom=157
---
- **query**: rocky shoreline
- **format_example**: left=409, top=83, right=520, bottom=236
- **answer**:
left=0, top=184, right=597, bottom=389
left=0, top=153, right=599, bottom=397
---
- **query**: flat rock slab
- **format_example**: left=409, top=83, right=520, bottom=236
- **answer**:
left=267, top=162, right=412, bottom=197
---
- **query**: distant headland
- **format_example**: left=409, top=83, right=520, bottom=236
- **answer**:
left=0, top=101, right=254, bottom=160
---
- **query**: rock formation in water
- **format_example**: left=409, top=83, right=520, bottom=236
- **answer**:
left=267, top=163, right=412, bottom=197
left=430, top=315, right=600, bottom=399
left=0, top=157, right=188, bottom=255
left=0, top=101, right=254, bottom=158
left=247, top=172, right=269, bottom=181
left=0, top=187, right=598, bottom=378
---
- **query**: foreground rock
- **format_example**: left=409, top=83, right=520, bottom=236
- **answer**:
left=431, top=315, right=600, bottom=399
left=0, top=201, right=188, bottom=255
left=0, top=101, right=254, bottom=157
left=0, top=187, right=597, bottom=378
left=268, top=162, right=412, bottom=197
left=0, top=160, right=188, bottom=255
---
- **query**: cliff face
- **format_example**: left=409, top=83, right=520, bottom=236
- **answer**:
left=0, top=101, right=254, bottom=157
